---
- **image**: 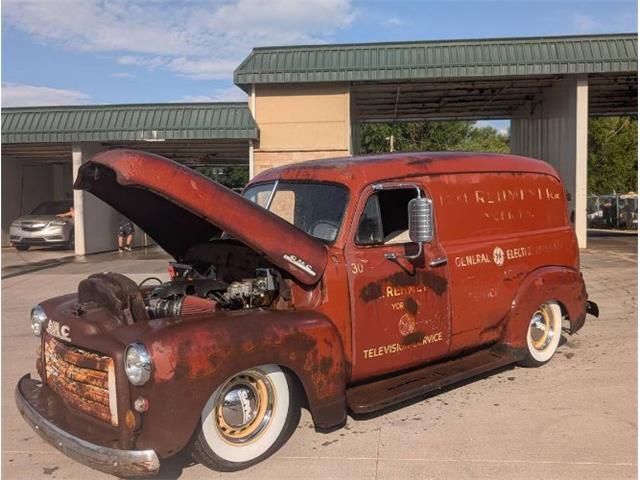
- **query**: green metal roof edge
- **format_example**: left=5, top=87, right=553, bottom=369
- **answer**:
left=247, top=32, right=637, bottom=52
left=1, top=101, right=249, bottom=112
left=234, top=33, right=638, bottom=87
left=1, top=102, right=258, bottom=144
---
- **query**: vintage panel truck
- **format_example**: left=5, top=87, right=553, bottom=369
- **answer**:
left=15, top=149, right=598, bottom=476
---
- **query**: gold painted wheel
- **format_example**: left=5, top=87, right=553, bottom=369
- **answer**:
left=213, top=371, right=274, bottom=445
left=194, top=364, right=300, bottom=471
left=521, top=302, right=563, bottom=367
left=529, top=306, right=554, bottom=351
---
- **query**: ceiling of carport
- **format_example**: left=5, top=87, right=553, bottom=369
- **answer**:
left=351, top=73, right=637, bottom=122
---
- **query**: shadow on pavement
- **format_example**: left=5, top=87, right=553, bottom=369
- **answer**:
left=587, top=229, right=637, bottom=255
left=1, top=247, right=169, bottom=279
left=1, top=254, right=78, bottom=279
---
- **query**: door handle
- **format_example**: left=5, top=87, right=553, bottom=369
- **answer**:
left=429, top=256, right=448, bottom=267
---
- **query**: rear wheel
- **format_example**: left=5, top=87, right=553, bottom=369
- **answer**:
left=15, top=245, right=30, bottom=251
left=192, top=365, right=300, bottom=472
left=519, top=302, right=562, bottom=367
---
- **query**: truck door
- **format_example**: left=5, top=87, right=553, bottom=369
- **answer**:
left=346, top=182, right=451, bottom=382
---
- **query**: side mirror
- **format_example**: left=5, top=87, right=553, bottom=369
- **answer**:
left=408, top=197, right=433, bottom=244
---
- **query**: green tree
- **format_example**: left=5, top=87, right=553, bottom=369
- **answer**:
left=192, top=165, right=249, bottom=189
left=587, top=116, right=637, bottom=195
left=360, top=121, right=509, bottom=154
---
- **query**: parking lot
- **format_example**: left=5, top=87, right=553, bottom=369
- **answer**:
left=1, top=233, right=637, bottom=480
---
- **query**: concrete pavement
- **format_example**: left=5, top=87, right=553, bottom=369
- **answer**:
left=1, top=236, right=637, bottom=479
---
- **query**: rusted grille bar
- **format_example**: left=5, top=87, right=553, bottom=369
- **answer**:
left=44, top=336, right=118, bottom=426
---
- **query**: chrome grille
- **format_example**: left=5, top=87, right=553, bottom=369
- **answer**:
left=20, top=221, right=48, bottom=231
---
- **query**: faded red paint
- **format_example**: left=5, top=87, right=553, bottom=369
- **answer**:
left=83, top=149, right=327, bottom=285
left=18, top=150, right=595, bottom=467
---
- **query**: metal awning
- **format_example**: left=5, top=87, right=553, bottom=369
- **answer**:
left=1, top=103, right=258, bottom=167
left=235, top=33, right=637, bottom=86
left=1, top=102, right=258, bottom=144
left=235, top=33, right=637, bottom=121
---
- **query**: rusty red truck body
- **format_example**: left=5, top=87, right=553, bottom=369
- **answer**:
left=15, top=149, right=598, bottom=476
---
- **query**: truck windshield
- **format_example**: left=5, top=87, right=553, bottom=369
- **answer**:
left=244, top=181, right=348, bottom=243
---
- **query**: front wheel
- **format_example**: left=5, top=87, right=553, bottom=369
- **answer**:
left=519, top=302, right=563, bottom=367
left=192, top=365, right=300, bottom=472
left=15, top=245, right=30, bottom=251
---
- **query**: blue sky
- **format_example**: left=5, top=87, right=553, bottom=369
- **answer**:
left=2, top=0, right=637, bottom=130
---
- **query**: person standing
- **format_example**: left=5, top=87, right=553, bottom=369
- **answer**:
left=117, top=219, right=135, bottom=253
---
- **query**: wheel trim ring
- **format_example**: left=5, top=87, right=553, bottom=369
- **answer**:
left=530, top=306, right=553, bottom=351
left=213, top=371, right=274, bottom=445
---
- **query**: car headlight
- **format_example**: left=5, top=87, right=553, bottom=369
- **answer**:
left=124, top=342, right=152, bottom=386
left=49, top=220, right=67, bottom=226
left=31, top=305, right=48, bottom=336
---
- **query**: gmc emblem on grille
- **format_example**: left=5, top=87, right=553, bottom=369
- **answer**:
left=46, top=320, right=71, bottom=342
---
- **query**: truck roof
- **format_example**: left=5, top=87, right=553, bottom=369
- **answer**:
left=252, top=152, right=561, bottom=187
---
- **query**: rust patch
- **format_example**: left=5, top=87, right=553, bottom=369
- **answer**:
left=150, top=341, right=177, bottom=382
left=405, top=156, right=435, bottom=166
left=401, top=331, right=425, bottom=345
left=404, top=297, right=419, bottom=315
left=319, top=357, right=333, bottom=374
left=43, top=336, right=114, bottom=425
left=360, top=270, right=447, bottom=303
left=421, top=272, right=447, bottom=295
left=360, top=282, right=382, bottom=303
left=390, top=271, right=448, bottom=295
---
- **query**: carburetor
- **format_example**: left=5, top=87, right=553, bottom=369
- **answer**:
left=223, top=268, right=277, bottom=308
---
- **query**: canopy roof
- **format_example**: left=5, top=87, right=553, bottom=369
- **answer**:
left=235, top=33, right=637, bottom=87
left=2, top=102, right=258, bottom=144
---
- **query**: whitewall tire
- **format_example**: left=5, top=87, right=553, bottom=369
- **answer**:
left=192, top=364, right=300, bottom=471
left=520, top=302, right=563, bottom=367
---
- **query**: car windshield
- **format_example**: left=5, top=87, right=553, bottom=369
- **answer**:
left=30, top=201, right=73, bottom=215
left=243, top=181, right=349, bottom=243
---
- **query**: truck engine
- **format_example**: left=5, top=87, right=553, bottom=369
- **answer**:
left=144, top=265, right=279, bottom=319
left=75, top=260, right=281, bottom=325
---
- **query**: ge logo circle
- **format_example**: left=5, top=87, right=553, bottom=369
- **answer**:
left=493, top=247, right=505, bottom=266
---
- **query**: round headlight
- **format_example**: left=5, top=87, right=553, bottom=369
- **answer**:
left=124, top=342, right=152, bottom=386
left=30, top=305, right=47, bottom=336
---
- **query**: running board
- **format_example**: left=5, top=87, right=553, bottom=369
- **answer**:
left=347, top=345, right=522, bottom=414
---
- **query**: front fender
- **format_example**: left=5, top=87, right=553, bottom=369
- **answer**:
left=503, top=266, right=588, bottom=349
left=133, top=309, right=346, bottom=458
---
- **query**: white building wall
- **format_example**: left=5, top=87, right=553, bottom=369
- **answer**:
left=511, top=76, right=589, bottom=247
left=2, top=157, right=23, bottom=246
left=72, top=142, right=153, bottom=255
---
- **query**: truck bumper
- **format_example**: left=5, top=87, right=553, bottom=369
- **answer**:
left=15, top=374, right=160, bottom=478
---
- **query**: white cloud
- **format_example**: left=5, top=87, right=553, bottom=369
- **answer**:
left=117, top=56, right=167, bottom=69
left=2, top=83, right=91, bottom=107
left=111, top=72, right=134, bottom=79
left=177, top=86, right=248, bottom=103
left=384, top=17, right=402, bottom=27
left=475, top=120, right=510, bottom=137
left=165, top=58, right=240, bottom=80
left=573, top=14, right=600, bottom=33
left=3, top=0, right=355, bottom=80
left=571, top=12, right=636, bottom=34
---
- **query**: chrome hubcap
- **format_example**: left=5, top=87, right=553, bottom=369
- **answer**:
left=529, top=307, right=554, bottom=351
left=214, top=371, right=274, bottom=444
left=222, top=385, right=259, bottom=428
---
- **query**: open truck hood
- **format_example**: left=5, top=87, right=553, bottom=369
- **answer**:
left=74, top=149, right=327, bottom=285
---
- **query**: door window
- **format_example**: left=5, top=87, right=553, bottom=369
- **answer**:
left=356, top=188, right=419, bottom=246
